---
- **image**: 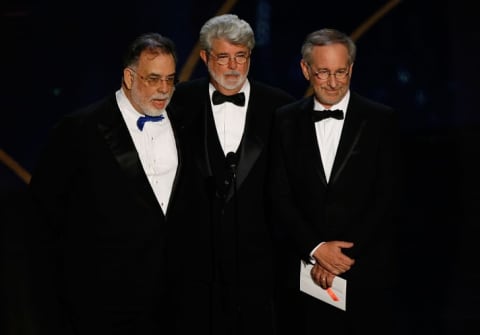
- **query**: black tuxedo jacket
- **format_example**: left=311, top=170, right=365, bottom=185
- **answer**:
left=170, top=78, right=295, bottom=335
left=269, top=92, right=400, bottom=333
left=27, top=94, right=201, bottom=335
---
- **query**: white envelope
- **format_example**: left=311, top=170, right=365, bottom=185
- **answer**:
left=299, top=261, right=347, bottom=311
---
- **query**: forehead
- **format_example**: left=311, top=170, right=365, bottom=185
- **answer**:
left=310, top=44, right=349, bottom=68
left=211, top=38, right=249, bottom=54
left=137, top=51, right=175, bottom=73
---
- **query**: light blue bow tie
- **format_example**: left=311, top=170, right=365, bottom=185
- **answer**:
left=137, top=114, right=165, bottom=131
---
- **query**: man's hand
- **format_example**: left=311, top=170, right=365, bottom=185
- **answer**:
left=310, top=241, right=355, bottom=288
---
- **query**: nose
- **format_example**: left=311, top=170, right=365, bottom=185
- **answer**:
left=326, top=75, right=338, bottom=86
left=227, top=57, right=238, bottom=69
left=157, top=79, right=171, bottom=92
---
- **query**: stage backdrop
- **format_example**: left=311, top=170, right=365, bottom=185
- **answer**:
left=1, top=1, right=479, bottom=334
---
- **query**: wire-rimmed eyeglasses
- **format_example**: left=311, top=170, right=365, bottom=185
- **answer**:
left=128, top=68, right=176, bottom=87
left=209, top=52, right=250, bottom=65
left=309, top=64, right=350, bottom=80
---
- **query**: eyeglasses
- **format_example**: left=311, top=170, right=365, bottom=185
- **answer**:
left=128, top=68, right=176, bottom=87
left=209, top=52, right=250, bottom=65
left=309, top=65, right=349, bottom=81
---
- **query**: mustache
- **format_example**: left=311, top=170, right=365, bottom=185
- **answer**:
left=223, top=70, right=241, bottom=76
left=151, top=93, right=171, bottom=100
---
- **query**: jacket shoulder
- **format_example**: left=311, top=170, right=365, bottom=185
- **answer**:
left=350, top=92, right=395, bottom=114
left=171, top=78, right=208, bottom=103
left=251, top=80, right=296, bottom=103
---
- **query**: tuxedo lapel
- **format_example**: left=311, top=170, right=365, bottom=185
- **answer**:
left=329, top=94, right=366, bottom=185
left=163, top=106, right=184, bottom=213
left=299, top=98, right=328, bottom=186
left=235, top=99, right=263, bottom=192
left=229, top=84, right=265, bottom=199
left=198, top=98, right=214, bottom=179
left=96, top=98, right=160, bottom=209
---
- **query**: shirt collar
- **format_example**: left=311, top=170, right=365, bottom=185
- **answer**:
left=313, top=90, right=350, bottom=114
left=116, top=88, right=169, bottom=132
left=209, top=79, right=250, bottom=106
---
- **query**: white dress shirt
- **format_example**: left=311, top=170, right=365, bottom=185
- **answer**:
left=310, top=91, right=350, bottom=258
left=116, top=89, right=178, bottom=214
left=313, top=90, right=350, bottom=182
left=209, top=80, right=250, bottom=155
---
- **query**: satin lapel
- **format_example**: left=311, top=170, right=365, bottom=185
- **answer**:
left=236, top=131, right=261, bottom=189
left=300, top=98, right=328, bottom=186
left=329, top=100, right=366, bottom=185
left=164, top=106, right=183, bottom=212
left=96, top=100, right=159, bottom=209
left=226, top=88, right=265, bottom=201
left=199, top=98, right=214, bottom=179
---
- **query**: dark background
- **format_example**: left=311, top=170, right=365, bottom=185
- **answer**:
left=2, top=0, right=479, bottom=334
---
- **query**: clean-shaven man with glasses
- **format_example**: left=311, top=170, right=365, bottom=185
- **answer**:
left=269, top=27, right=401, bottom=335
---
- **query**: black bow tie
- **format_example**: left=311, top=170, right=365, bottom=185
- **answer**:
left=212, top=90, right=245, bottom=106
left=311, top=109, right=344, bottom=122
left=137, top=114, right=165, bottom=131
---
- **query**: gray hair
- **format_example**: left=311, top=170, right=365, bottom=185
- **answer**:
left=301, top=28, right=356, bottom=65
left=199, top=14, right=255, bottom=52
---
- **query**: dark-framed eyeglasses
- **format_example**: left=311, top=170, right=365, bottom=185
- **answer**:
left=309, top=64, right=350, bottom=81
left=128, top=68, right=176, bottom=87
left=209, top=52, right=250, bottom=65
